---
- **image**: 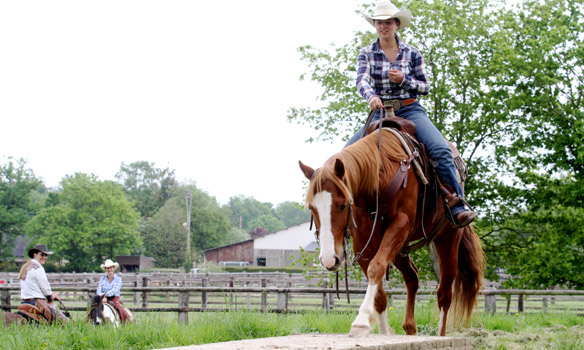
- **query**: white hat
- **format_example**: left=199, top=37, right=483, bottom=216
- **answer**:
left=100, top=259, right=119, bottom=270
left=363, top=0, right=412, bottom=29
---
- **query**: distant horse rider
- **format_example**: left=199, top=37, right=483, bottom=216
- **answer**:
left=19, top=244, right=68, bottom=323
left=96, top=259, right=131, bottom=323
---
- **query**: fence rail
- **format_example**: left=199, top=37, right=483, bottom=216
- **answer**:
left=2, top=284, right=583, bottom=324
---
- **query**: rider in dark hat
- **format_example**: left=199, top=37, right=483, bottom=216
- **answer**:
left=19, top=244, right=68, bottom=323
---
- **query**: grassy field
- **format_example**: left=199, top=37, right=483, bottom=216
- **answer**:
left=1, top=304, right=583, bottom=350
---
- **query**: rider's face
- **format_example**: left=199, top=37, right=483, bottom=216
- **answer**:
left=34, top=252, right=48, bottom=264
left=106, top=266, right=115, bottom=276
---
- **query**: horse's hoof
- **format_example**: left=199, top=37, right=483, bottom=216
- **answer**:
left=349, top=325, right=370, bottom=337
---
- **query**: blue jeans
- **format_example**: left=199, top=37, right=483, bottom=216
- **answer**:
left=345, top=102, right=466, bottom=214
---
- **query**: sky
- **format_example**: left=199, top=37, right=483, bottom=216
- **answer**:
left=0, top=0, right=373, bottom=206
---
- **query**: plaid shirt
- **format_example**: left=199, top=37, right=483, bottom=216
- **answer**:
left=96, top=274, right=122, bottom=297
left=357, top=36, right=430, bottom=103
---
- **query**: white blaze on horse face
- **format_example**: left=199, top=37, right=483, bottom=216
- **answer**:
left=313, top=191, right=337, bottom=269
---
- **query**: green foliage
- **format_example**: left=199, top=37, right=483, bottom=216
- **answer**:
left=143, top=185, right=238, bottom=268
left=115, top=161, right=178, bottom=218
left=274, top=201, right=311, bottom=227
left=25, top=173, right=141, bottom=272
left=0, top=157, right=42, bottom=260
left=223, top=195, right=284, bottom=233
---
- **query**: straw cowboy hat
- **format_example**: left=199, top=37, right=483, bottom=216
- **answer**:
left=28, top=244, right=53, bottom=259
left=363, top=0, right=412, bottom=29
left=100, top=259, right=119, bottom=270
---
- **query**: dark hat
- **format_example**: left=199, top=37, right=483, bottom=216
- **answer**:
left=28, top=244, right=53, bottom=259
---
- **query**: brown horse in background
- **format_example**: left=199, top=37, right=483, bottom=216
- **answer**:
left=299, top=127, right=485, bottom=336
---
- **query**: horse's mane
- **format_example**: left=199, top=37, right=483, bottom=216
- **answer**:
left=306, top=129, right=407, bottom=204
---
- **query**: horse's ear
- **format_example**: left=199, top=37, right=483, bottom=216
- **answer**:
left=299, top=161, right=315, bottom=180
left=334, top=158, right=345, bottom=179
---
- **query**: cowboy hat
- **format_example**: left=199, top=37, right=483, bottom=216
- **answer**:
left=363, top=0, right=412, bottom=29
left=28, top=244, right=53, bottom=259
left=100, top=259, right=119, bottom=270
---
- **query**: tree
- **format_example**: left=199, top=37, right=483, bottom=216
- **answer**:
left=115, top=161, right=178, bottom=218
left=143, top=185, right=244, bottom=267
left=223, top=195, right=284, bottom=233
left=0, top=157, right=42, bottom=260
left=275, top=201, right=311, bottom=227
left=25, top=173, right=141, bottom=272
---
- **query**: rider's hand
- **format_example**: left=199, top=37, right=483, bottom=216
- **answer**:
left=368, top=96, right=383, bottom=110
left=52, top=292, right=59, bottom=301
left=389, top=69, right=404, bottom=84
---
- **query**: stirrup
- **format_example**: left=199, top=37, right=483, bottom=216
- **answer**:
left=441, top=195, right=475, bottom=228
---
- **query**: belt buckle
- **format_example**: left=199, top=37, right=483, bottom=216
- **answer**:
left=383, top=99, right=401, bottom=111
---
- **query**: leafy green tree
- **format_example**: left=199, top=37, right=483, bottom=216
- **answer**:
left=143, top=185, right=243, bottom=267
left=115, top=161, right=178, bottom=218
left=0, top=157, right=42, bottom=260
left=25, top=173, right=141, bottom=272
left=275, top=201, right=311, bottom=227
left=223, top=195, right=284, bottom=232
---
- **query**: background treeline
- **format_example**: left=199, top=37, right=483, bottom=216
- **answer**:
left=288, top=0, right=583, bottom=289
left=0, top=159, right=309, bottom=272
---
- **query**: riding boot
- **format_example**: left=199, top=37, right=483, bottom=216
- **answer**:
left=438, top=180, right=476, bottom=228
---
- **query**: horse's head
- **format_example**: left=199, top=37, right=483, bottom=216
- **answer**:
left=88, top=295, right=104, bottom=324
left=300, top=159, right=354, bottom=272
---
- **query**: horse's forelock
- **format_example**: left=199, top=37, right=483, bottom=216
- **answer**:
left=306, top=165, right=353, bottom=206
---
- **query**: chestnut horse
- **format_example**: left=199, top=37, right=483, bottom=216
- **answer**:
left=299, top=127, right=485, bottom=336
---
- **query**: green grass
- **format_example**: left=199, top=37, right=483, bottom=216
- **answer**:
left=1, top=302, right=583, bottom=350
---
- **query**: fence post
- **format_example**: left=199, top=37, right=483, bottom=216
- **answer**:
left=178, top=291, right=189, bottom=324
left=485, top=293, right=497, bottom=314
left=142, top=277, right=149, bottom=308
left=261, top=278, right=267, bottom=312
left=1, top=289, right=11, bottom=312
left=202, top=277, right=208, bottom=308
left=133, top=280, right=139, bottom=306
left=542, top=295, right=548, bottom=311
left=229, top=276, right=235, bottom=308
left=518, top=294, right=524, bottom=313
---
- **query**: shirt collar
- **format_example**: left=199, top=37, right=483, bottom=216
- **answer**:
left=372, top=35, right=407, bottom=54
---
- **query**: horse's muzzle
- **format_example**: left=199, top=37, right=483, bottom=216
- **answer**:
left=321, top=255, right=342, bottom=271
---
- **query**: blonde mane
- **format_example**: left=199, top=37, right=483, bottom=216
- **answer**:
left=306, top=129, right=408, bottom=204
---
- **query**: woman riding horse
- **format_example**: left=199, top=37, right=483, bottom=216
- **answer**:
left=96, top=259, right=131, bottom=323
left=19, top=244, right=68, bottom=323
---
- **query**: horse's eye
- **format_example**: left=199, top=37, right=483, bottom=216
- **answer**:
left=340, top=203, right=347, bottom=211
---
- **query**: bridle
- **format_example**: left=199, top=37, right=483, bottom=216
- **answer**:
left=310, top=197, right=357, bottom=303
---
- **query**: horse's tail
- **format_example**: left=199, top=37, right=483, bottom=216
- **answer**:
left=452, top=225, right=485, bottom=326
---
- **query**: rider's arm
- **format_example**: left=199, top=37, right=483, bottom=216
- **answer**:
left=34, top=266, right=53, bottom=298
left=356, top=49, right=378, bottom=104
left=96, top=276, right=106, bottom=295
left=398, top=48, right=430, bottom=96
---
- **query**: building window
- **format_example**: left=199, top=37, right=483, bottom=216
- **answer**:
left=257, top=258, right=266, bottom=266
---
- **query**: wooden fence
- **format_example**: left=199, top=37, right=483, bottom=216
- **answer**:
left=1, top=272, right=583, bottom=323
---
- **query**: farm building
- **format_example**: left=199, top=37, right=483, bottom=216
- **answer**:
left=116, top=255, right=156, bottom=272
left=203, top=222, right=317, bottom=268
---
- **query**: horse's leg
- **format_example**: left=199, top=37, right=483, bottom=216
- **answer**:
left=350, top=212, right=410, bottom=337
left=393, top=254, right=419, bottom=335
left=432, top=227, right=462, bottom=336
left=374, top=284, right=393, bottom=335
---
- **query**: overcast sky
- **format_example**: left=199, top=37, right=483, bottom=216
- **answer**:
left=0, top=0, right=373, bottom=206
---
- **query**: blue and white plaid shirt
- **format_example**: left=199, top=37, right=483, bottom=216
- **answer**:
left=96, top=274, right=122, bottom=297
left=357, top=36, right=430, bottom=103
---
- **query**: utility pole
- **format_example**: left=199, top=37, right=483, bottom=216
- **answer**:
left=185, top=190, right=192, bottom=267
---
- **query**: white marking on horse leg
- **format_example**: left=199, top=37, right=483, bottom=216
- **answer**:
left=438, top=307, right=445, bottom=336
left=313, top=191, right=337, bottom=269
left=378, top=310, right=393, bottom=335
left=349, top=283, right=377, bottom=337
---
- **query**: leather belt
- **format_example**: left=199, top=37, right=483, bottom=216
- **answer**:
left=383, top=98, right=418, bottom=111
left=22, top=298, right=41, bottom=302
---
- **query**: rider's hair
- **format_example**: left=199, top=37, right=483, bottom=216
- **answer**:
left=18, top=259, right=32, bottom=280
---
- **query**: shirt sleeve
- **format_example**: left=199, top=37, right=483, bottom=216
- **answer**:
left=34, top=266, right=52, bottom=297
left=356, top=49, right=377, bottom=103
left=400, top=49, right=430, bottom=96
left=96, top=276, right=106, bottom=295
